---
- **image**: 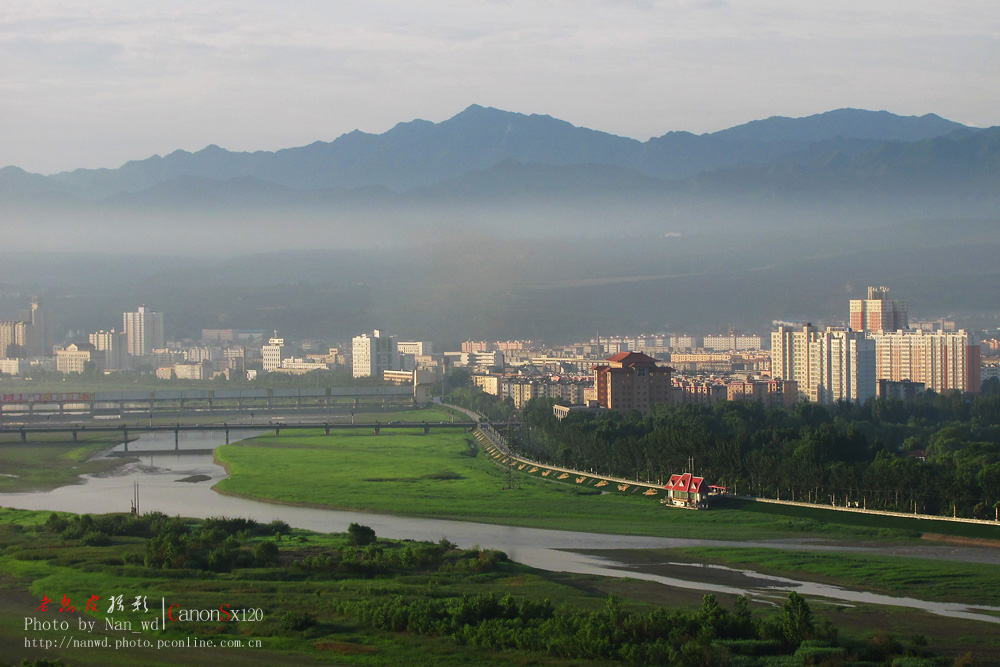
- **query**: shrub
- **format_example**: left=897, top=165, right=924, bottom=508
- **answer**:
left=81, top=530, right=112, bottom=547
left=347, top=523, right=377, bottom=547
left=253, top=541, right=280, bottom=566
left=279, top=611, right=316, bottom=631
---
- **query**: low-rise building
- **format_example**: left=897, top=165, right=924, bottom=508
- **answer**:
left=56, top=343, right=99, bottom=374
left=663, top=473, right=710, bottom=509
left=155, top=362, right=206, bottom=380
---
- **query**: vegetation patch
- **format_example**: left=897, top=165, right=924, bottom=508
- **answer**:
left=0, top=439, right=129, bottom=492
left=0, top=508, right=988, bottom=665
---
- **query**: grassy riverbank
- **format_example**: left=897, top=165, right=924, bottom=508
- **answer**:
left=0, top=437, right=131, bottom=492
left=215, top=425, right=951, bottom=543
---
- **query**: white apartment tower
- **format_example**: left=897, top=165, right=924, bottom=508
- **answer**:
left=771, top=323, right=818, bottom=400
left=89, top=329, right=129, bottom=370
left=262, top=334, right=284, bottom=372
left=352, top=329, right=399, bottom=378
left=123, top=305, right=165, bottom=356
left=771, top=324, right=876, bottom=403
left=809, top=329, right=876, bottom=404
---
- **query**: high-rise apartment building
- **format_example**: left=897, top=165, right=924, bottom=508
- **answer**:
left=123, top=305, right=165, bottom=356
left=871, top=329, right=980, bottom=394
left=809, top=328, right=876, bottom=404
left=352, top=329, right=399, bottom=378
left=849, top=286, right=908, bottom=333
left=0, top=320, right=28, bottom=358
left=771, top=324, right=876, bottom=403
left=89, top=329, right=129, bottom=370
left=26, top=298, right=50, bottom=356
left=771, top=324, right=818, bottom=400
left=1, top=297, right=49, bottom=358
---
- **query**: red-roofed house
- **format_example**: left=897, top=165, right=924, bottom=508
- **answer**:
left=663, top=473, right=709, bottom=509
left=592, top=351, right=673, bottom=414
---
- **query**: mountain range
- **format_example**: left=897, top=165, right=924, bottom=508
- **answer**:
left=1, top=105, right=998, bottom=253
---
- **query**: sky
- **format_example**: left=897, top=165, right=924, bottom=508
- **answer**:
left=2, top=0, right=998, bottom=175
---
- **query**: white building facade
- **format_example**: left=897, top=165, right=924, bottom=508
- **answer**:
left=352, top=329, right=399, bottom=378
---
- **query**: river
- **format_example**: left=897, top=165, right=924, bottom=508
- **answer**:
left=2, top=430, right=999, bottom=624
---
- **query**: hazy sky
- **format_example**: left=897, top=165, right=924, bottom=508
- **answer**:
left=3, top=0, right=998, bottom=174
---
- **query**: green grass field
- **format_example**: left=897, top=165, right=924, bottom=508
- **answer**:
left=215, top=427, right=951, bottom=543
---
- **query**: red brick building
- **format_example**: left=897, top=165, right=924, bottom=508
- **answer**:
left=592, top=351, right=673, bottom=414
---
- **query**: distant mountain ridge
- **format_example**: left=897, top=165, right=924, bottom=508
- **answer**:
left=3, top=105, right=974, bottom=199
left=1, top=106, right=996, bottom=254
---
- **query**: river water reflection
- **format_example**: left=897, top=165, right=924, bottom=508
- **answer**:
left=2, top=431, right=999, bottom=624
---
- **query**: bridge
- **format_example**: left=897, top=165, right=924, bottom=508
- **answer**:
left=0, top=386, right=421, bottom=421
left=0, top=420, right=478, bottom=451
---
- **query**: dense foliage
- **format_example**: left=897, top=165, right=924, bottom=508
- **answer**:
left=514, top=389, right=1000, bottom=518
left=338, top=590, right=938, bottom=665
left=445, top=385, right=518, bottom=422
left=3, top=509, right=951, bottom=665
left=43, top=512, right=291, bottom=571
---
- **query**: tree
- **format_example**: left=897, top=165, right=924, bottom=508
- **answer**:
left=347, top=522, right=376, bottom=546
left=781, top=592, right=814, bottom=645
